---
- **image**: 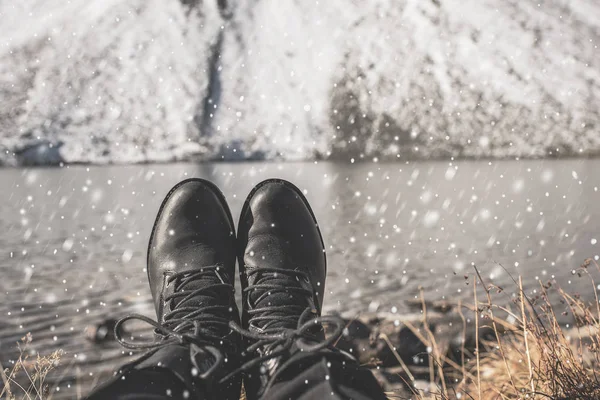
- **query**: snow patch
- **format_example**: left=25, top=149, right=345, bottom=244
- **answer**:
left=1, top=0, right=599, bottom=165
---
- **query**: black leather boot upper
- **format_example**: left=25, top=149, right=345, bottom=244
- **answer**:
left=147, top=178, right=238, bottom=332
left=237, top=179, right=339, bottom=398
left=114, top=179, right=242, bottom=399
left=238, top=179, right=326, bottom=312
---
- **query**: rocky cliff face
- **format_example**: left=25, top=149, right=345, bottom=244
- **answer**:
left=1, top=0, right=598, bottom=165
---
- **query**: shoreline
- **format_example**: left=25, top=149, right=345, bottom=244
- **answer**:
left=2, top=151, right=600, bottom=169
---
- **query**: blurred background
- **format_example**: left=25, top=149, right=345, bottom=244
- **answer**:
left=2, top=0, right=599, bottom=164
left=1, top=0, right=599, bottom=398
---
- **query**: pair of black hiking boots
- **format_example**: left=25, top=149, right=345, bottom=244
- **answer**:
left=110, top=178, right=342, bottom=399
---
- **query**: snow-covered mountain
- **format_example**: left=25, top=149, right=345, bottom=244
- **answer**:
left=1, top=0, right=599, bottom=165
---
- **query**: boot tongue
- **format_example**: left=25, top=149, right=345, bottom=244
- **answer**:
left=244, top=236, right=305, bottom=331
left=252, top=275, right=308, bottom=332
left=166, top=247, right=229, bottom=338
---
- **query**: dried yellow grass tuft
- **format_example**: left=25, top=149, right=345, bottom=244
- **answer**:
left=1, top=333, right=63, bottom=400
left=387, top=259, right=600, bottom=399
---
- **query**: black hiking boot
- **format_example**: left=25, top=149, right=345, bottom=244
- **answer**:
left=103, top=179, right=242, bottom=399
left=233, top=179, right=347, bottom=399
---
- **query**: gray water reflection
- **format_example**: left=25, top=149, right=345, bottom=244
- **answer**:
left=2, top=160, right=600, bottom=312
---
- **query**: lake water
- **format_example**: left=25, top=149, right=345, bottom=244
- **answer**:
left=1, top=159, right=599, bottom=397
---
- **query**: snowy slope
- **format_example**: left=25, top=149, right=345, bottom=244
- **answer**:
left=1, top=0, right=599, bottom=165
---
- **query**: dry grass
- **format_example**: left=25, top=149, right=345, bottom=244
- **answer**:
left=0, top=333, right=63, bottom=400
left=392, top=258, right=600, bottom=400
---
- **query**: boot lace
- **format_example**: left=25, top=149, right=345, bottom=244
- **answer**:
left=221, top=267, right=349, bottom=391
left=113, top=266, right=235, bottom=378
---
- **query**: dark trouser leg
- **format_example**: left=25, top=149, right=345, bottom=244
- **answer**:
left=85, top=344, right=237, bottom=400
left=263, top=356, right=387, bottom=400
left=86, top=369, right=191, bottom=400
